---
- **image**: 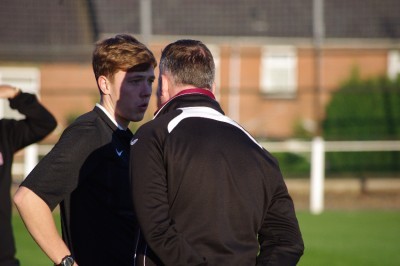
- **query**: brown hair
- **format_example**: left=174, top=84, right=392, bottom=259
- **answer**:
left=92, top=34, right=157, bottom=82
left=159, top=39, right=215, bottom=90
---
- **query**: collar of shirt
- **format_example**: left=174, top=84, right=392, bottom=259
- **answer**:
left=95, top=103, right=126, bottom=130
left=154, top=88, right=216, bottom=117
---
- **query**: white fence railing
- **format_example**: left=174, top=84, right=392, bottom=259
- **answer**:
left=13, top=139, right=400, bottom=214
left=260, top=139, right=400, bottom=153
left=260, top=138, right=400, bottom=214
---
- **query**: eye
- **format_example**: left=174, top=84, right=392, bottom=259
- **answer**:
left=130, top=79, right=142, bottom=84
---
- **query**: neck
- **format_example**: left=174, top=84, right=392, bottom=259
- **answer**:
left=97, top=100, right=128, bottom=129
left=155, top=87, right=216, bottom=116
left=174, top=88, right=215, bottom=99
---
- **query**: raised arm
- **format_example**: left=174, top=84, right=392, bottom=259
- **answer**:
left=0, top=84, right=57, bottom=151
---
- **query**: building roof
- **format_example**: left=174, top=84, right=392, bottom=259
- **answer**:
left=1, top=0, right=399, bottom=61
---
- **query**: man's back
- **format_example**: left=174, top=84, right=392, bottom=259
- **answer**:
left=166, top=109, right=273, bottom=265
left=131, top=93, right=304, bottom=265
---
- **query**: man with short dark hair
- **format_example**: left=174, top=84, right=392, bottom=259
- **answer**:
left=130, top=39, right=304, bottom=266
left=14, top=34, right=157, bottom=266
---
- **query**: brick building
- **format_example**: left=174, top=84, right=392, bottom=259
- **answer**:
left=1, top=0, right=399, bottom=141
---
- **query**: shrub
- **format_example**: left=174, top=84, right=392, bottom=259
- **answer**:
left=322, top=70, right=400, bottom=174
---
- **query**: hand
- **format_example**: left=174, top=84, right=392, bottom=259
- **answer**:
left=0, top=84, right=20, bottom=99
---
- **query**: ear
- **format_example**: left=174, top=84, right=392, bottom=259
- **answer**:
left=211, top=82, right=216, bottom=94
left=160, top=74, right=171, bottom=99
left=97, top=76, right=111, bottom=95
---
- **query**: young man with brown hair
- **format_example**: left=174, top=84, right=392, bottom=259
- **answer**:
left=14, top=34, right=156, bottom=266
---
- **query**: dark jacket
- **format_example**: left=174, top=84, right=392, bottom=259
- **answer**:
left=130, top=88, right=304, bottom=266
left=0, top=92, right=57, bottom=177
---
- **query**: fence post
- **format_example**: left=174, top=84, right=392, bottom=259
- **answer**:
left=140, top=0, right=152, bottom=45
left=24, top=144, right=38, bottom=178
left=310, top=136, right=325, bottom=214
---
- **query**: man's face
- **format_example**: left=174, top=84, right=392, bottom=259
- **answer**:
left=110, top=68, right=155, bottom=125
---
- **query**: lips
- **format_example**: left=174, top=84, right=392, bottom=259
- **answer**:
left=138, top=102, right=148, bottom=108
left=138, top=102, right=149, bottom=111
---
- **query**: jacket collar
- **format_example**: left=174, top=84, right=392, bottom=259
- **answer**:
left=154, top=88, right=216, bottom=117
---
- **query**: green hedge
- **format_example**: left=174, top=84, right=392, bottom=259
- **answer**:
left=322, top=71, right=400, bottom=174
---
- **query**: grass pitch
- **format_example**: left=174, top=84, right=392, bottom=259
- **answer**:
left=12, top=212, right=60, bottom=266
left=12, top=210, right=400, bottom=265
left=297, top=211, right=400, bottom=266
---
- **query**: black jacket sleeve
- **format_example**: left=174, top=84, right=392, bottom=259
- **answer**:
left=7, top=92, right=57, bottom=152
left=256, top=158, right=304, bottom=265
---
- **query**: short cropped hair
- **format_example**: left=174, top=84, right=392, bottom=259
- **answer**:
left=159, top=39, right=215, bottom=90
left=92, top=34, right=157, bottom=82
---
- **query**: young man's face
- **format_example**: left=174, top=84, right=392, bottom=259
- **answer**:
left=111, top=68, right=155, bottom=125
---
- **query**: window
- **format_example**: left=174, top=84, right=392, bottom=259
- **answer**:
left=260, top=46, right=297, bottom=98
left=0, top=67, right=40, bottom=119
left=388, top=50, right=400, bottom=80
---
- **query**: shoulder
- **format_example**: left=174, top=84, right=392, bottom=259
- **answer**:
left=70, top=110, right=110, bottom=130
left=61, top=110, right=111, bottom=142
left=137, top=110, right=182, bottom=137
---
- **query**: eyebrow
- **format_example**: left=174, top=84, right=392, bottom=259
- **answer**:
left=127, top=73, right=155, bottom=78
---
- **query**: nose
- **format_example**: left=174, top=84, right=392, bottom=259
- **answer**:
left=141, top=83, right=152, bottom=97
